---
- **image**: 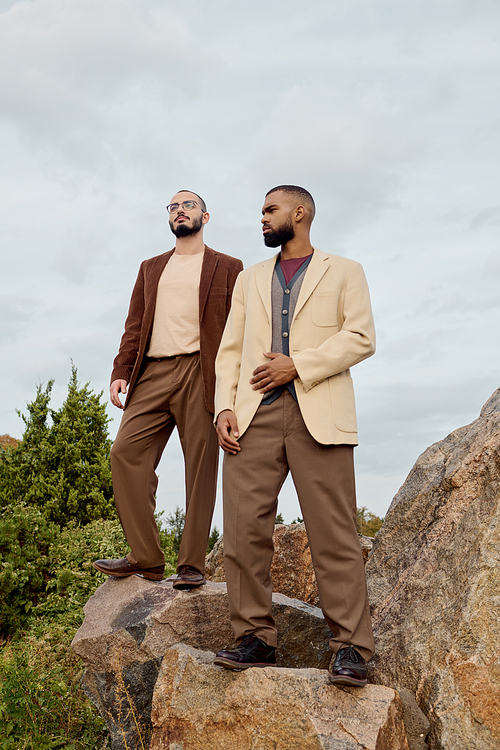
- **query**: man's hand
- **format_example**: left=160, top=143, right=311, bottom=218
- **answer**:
left=216, top=410, right=241, bottom=454
left=110, top=379, right=128, bottom=409
left=250, top=352, right=297, bottom=393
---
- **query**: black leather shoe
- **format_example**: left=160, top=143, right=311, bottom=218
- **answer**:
left=214, top=635, right=276, bottom=670
left=172, top=565, right=206, bottom=590
left=329, top=645, right=367, bottom=687
left=93, top=557, right=164, bottom=581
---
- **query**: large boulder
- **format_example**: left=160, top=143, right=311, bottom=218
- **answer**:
left=72, top=577, right=332, bottom=750
left=366, top=389, right=500, bottom=750
left=150, top=643, right=409, bottom=750
left=206, top=522, right=373, bottom=607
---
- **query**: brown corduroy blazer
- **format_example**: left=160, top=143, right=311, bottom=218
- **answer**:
left=111, top=245, right=243, bottom=413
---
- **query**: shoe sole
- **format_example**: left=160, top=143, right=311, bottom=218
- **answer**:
left=213, top=656, right=276, bottom=670
left=172, top=580, right=206, bottom=590
left=92, top=562, right=163, bottom=581
left=328, top=674, right=367, bottom=687
left=135, top=571, right=164, bottom=581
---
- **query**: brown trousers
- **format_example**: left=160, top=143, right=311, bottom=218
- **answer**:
left=223, top=390, right=374, bottom=660
left=110, top=353, right=218, bottom=573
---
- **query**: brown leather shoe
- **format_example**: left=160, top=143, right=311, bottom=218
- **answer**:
left=172, top=565, right=206, bottom=590
left=92, top=557, right=164, bottom=581
left=328, top=645, right=367, bottom=687
left=214, top=635, right=276, bottom=670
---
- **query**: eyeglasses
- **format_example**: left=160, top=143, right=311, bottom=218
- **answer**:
left=166, top=200, right=199, bottom=213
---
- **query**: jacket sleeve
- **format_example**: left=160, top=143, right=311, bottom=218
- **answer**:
left=214, top=271, right=246, bottom=418
left=293, top=262, right=376, bottom=392
left=110, top=263, right=146, bottom=385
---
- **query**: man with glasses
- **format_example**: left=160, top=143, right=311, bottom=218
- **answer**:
left=93, top=190, right=243, bottom=588
left=214, top=185, right=375, bottom=686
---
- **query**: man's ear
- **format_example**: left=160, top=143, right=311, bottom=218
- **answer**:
left=294, top=205, right=306, bottom=222
left=202, top=211, right=210, bottom=225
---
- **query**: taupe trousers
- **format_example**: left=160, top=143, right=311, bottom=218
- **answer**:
left=110, top=353, right=218, bottom=573
left=223, top=390, right=375, bottom=661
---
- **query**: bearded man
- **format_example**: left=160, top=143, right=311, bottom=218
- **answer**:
left=93, top=190, right=243, bottom=588
left=214, top=185, right=375, bottom=686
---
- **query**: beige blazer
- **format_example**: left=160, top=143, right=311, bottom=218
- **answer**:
left=214, top=248, right=375, bottom=445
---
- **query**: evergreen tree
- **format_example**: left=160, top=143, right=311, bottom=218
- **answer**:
left=207, top=525, right=220, bottom=553
left=0, top=365, right=115, bottom=526
left=164, top=506, right=186, bottom=555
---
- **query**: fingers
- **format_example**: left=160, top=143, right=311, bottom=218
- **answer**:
left=110, top=379, right=127, bottom=409
left=216, top=410, right=241, bottom=454
left=250, top=370, right=275, bottom=393
left=250, top=353, right=297, bottom=392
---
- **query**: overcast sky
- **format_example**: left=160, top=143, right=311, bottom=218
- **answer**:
left=1, top=0, right=499, bottom=528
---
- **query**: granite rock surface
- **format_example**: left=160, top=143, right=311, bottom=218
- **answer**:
left=150, top=643, right=409, bottom=750
left=366, top=389, right=500, bottom=750
left=71, top=577, right=331, bottom=749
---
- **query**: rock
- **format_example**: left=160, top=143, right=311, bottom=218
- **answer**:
left=72, top=577, right=331, bottom=750
left=398, top=689, right=430, bottom=750
left=206, top=522, right=373, bottom=607
left=150, top=643, right=409, bottom=750
left=365, top=389, right=500, bottom=750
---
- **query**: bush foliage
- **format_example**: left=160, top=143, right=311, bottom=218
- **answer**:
left=0, top=365, right=115, bottom=526
left=0, top=509, right=177, bottom=747
left=0, top=628, right=107, bottom=750
left=356, top=506, right=384, bottom=537
left=0, top=504, right=177, bottom=638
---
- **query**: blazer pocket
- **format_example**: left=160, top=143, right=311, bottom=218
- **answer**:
left=311, top=291, right=339, bottom=327
left=329, top=375, right=357, bottom=433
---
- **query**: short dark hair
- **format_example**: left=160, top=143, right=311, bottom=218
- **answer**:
left=265, top=185, right=315, bottom=213
left=177, top=189, right=207, bottom=213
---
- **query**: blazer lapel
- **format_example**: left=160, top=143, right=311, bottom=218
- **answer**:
left=255, top=253, right=278, bottom=322
left=199, top=245, right=218, bottom=321
left=293, top=247, right=330, bottom=318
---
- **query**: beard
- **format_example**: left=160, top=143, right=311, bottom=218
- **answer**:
left=263, top=220, right=295, bottom=248
left=169, top=213, right=203, bottom=238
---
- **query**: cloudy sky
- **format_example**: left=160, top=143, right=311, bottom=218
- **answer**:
left=1, top=0, right=499, bottom=528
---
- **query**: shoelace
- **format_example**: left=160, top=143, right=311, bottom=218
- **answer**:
left=337, top=646, right=362, bottom=664
left=236, top=636, right=265, bottom=657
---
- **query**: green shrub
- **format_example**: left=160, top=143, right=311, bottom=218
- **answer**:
left=0, top=504, right=59, bottom=636
left=0, top=513, right=177, bottom=748
left=0, top=627, right=107, bottom=749
left=0, top=506, right=177, bottom=636
left=0, top=366, right=115, bottom=526
left=36, top=514, right=177, bottom=628
left=356, top=506, right=384, bottom=537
